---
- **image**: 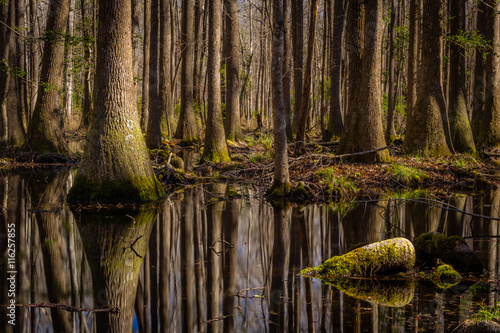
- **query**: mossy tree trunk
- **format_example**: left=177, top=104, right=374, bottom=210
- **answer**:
left=202, top=0, right=230, bottom=163
left=403, top=0, right=451, bottom=157
left=269, top=0, right=290, bottom=196
left=223, top=0, right=243, bottom=142
left=326, top=0, right=344, bottom=141
left=448, top=0, right=476, bottom=153
left=68, top=0, right=164, bottom=203
left=24, top=0, right=69, bottom=154
left=336, top=0, right=390, bottom=163
left=174, top=0, right=199, bottom=143
left=476, top=0, right=500, bottom=148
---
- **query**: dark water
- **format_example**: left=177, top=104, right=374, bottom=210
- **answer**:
left=0, top=170, right=500, bottom=332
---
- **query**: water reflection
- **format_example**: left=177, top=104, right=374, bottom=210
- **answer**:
left=1, top=173, right=500, bottom=332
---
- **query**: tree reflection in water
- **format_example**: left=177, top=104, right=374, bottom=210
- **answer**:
left=2, top=178, right=500, bottom=332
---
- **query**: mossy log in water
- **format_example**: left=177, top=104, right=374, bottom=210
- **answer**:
left=302, top=238, right=415, bottom=277
left=414, top=232, right=483, bottom=273
left=323, top=277, right=415, bottom=307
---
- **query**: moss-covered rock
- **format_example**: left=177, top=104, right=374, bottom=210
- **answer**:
left=431, top=264, right=462, bottom=289
left=414, top=232, right=483, bottom=273
left=322, top=277, right=415, bottom=307
left=455, top=319, right=500, bottom=333
left=302, top=238, right=415, bottom=277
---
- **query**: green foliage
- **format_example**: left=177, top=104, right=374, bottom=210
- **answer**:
left=387, top=163, right=429, bottom=185
left=448, top=29, right=492, bottom=57
left=316, top=168, right=359, bottom=199
left=472, top=303, right=500, bottom=322
left=40, top=81, right=58, bottom=92
left=248, top=153, right=267, bottom=163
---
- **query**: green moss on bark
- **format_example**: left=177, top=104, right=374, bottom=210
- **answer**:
left=67, top=174, right=165, bottom=203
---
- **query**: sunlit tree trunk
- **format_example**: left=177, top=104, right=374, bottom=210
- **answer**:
left=337, top=0, right=390, bottom=162
left=174, top=0, right=199, bottom=142
left=146, top=0, right=162, bottom=148
left=24, top=0, right=69, bottom=153
left=159, top=0, right=173, bottom=136
left=64, top=0, right=75, bottom=121
left=403, top=0, right=450, bottom=156
left=141, top=0, right=151, bottom=131
left=224, top=0, right=243, bottom=142
left=448, top=0, right=475, bottom=153
left=68, top=0, right=164, bottom=203
left=268, top=0, right=290, bottom=196
left=294, top=0, right=320, bottom=154
left=202, top=0, right=230, bottom=163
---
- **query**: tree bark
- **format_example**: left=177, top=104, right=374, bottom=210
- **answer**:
left=268, top=0, right=290, bottom=195
left=337, top=0, right=390, bottom=163
left=202, top=0, right=230, bottom=163
left=283, top=0, right=293, bottom=141
left=174, top=0, right=199, bottom=142
left=223, top=0, right=243, bottom=142
left=294, top=0, right=320, bottom=154
left=68, top=0, right=165, bottom=203
left=146, top=0, right=162, bottom=148
left=403, top=0, right=450, bottom=156
left=448, top=0, right=476, bottom=153
left=385, top=0, right=397, bottom=142
left=141, top=0, right=151, bottom=131
left=159, top=0, right=174, bottom=136
left=406, top=0, right=417, bottom=121
left=291, top=0, right=303, bottom=134
left=24, top=0, right=70, bottom=153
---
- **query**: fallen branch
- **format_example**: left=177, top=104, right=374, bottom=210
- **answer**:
left=16, top=302, right=119, bottom=313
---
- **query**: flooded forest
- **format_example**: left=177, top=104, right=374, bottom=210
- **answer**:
left=1, top=0, right=500, bottom=332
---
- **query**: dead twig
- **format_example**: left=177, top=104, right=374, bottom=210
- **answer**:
left=16, top=302, right=119, bottom=313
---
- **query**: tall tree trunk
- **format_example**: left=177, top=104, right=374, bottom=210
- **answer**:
left=406, top=0, right=417, bottom=121
left=475, top=0, right=500, bottom=148
left=385, top=0, right=397, bottom=142
left=80, top=0, right=93, bottom=129
left=202, top=0, right=230, bottom=163
left=403, top=0, right=450, bottom=156
left=159, top=0, right=173, bottom=136
left=0, top=0, right=14, bottom=146
left=174, top=0, right=199, bottom=142
left=283, top=0, right=293, bottom=141
left=24, top=0, right=70, bottom=154
left=268, top=0, right=290, bottom=196
left=68, top=0, right=165, bottom=203
left=337, top=0, right=390, bottom=162
left=326, top=0, right=343, bottom=141
left=141, top=0, right=151, bottom=131
left=294, top=0, right=320, bottom=154
left=448, top=0, right=475, bottom=153
left=64, top=0, right=75, bottom=122
left=223, top=0, right=243, bottom=142
left=291, top=0, right=303, bottom=133
left=146, top=0, right=162, bottom=148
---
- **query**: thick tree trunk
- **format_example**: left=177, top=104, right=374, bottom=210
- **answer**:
left=223, top=0, right=243, bottom=142
left=403, top=0, right=450, bottom=156
left=448, top=0, right=475, bottom=153
left=268, top=0, right=290, bottom=195
left=202, top=0, right=230, bottom=163
left=24, top=0, right=69, bottom=154
left=146, top=0, right=162, bottom=148
left=294, top=0, right=320, bottom=154
left=476, top=0, right=500, bottom=148
left=337, top=0, right=389, bottom=163
left=174, top=0, right=199, bottom=142
left=68, top=0, right=164, bottom=203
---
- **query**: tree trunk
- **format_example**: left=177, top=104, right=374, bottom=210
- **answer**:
left=64, top=0, right=75, bottom=122
left=202, top=0, right=230, bottom=163
left=223, top=0, right=243, bottom=142
left=141, top=0, right=151, bottom=131
left=146, top=0, right=162, bottom=148
left=68, top=0, right=165, bottom=203
left=475, top=0, right=500, bottom=148
left=385, top=0, right=397, bottom=142
left=294, top=0, right=320, bottom=154
left=403, top=0, right=450, bottom=156
left=80, top=0, right=93, bottom=129
left=268, top=0, right=290, bottom=196
left=24, top=0, right=69, bottom=154
left=326, top=0, right=344, bottom=141
left=0, top=0, right=14, bottom=146
left=174, top=0, right=199, bottom=142
left=291, top=0, right=303, bottom=134
left=337, top=0, right=390, bottom=163
left=406, top=0, right=417, bottom=121
left=448, top=0, right=476, bottom=153
left=283, top=0, right=293, bottom=141
left=132, top=0, right=142, bottom=98
left=159, top=0, right=174, bottom=136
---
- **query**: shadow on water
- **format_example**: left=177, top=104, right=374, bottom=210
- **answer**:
left=1, top=171, right=500, bottom=332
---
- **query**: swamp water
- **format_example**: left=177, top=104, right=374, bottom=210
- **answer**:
left=0, top=170, right=500, bottom=332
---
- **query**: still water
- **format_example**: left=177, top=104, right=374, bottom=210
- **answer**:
left=0, top=169, right=500, bottom=332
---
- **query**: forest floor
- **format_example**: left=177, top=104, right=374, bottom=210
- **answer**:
left=1, top=131, right=499, bottom=203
